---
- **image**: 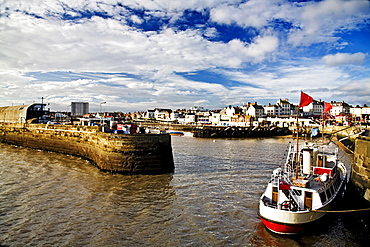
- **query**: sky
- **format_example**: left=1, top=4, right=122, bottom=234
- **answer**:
left=1, top=0, right=369, bottom=112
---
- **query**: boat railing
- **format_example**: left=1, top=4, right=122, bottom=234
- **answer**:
left=289, top=189, right=304, bottom=210
left=283, top=143, right=307, bottom=182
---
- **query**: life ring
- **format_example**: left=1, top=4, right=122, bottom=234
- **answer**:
left=282, top=201, right=290, bottom=210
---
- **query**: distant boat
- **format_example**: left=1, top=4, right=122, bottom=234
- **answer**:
left=168, top=131, right=184, bottom=136
left=258, top=141, right=347, bottom=234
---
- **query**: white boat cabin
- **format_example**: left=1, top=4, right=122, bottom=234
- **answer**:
left=261, top=142, right=346, bottom=211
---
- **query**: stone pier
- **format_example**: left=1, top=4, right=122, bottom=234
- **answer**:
left=0, top=123, right=174, bottom=174
left=351, top=136, right=370, bottom=202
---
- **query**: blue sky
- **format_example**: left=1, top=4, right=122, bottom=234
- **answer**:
left=1, top=0, right=369, bottom=112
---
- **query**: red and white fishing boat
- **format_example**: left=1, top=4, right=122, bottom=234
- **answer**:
left=258, top=92, right=348, bottom=234
left=258, top=140, right=347, bottom=234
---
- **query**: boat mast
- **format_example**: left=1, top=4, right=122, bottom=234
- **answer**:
left=295, top=105, right=300, bottom=180
left=295, top=91, right=313, bottom=180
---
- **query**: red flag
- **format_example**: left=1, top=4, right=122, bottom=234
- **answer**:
left=323, top=102, right=332, bottom=113
left=299, top=91, right=313, bottom=108
left=279, top=180, right=291, bottom=190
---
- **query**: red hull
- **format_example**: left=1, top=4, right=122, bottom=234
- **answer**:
left=260, top=217, right=304, bottom=234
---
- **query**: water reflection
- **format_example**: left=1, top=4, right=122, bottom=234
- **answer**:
left=0, top=136, right=369, bottom=246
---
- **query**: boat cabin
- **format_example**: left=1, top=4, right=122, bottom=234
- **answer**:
left=262, top=142, right=346, bottom=212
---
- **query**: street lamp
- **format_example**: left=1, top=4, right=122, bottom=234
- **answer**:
left=67, top=105, right=71, bottom=123
left=100, top=102, right=106, bottom=116
left=100, top=102, right=106, bottom=125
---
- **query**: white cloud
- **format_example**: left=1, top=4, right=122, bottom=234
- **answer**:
left=322, top=53, right=366, bottom=67
left=217, top=60, right=354, bottom=104
left=210, top=0, right=283, bottom=29
left=0, top=0, right=369, bottom=110
left=0, top=8, right=278, bottom=76
left=244, top=36, right=279, bottom=62
left=332, top=80, right=370, bottom=105
left=288, top=0, right=370, bottom=47
left=130, top=15, right=143, bottom=24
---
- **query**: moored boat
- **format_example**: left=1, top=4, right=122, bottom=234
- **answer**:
left=258, top=140, right=347, bottom=234
left=168, top=131, right=184, bottom=136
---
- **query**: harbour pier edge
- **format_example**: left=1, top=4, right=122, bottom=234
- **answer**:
left=0, top=123, right=174, bottom=175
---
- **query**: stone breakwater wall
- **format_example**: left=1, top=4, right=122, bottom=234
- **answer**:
left=351, top=137, right=370, bottom=202
left=0, top=123, right=174, bottom=174
left=193, top=126, right=291, bottom=138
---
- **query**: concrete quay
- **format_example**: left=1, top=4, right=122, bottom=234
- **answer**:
left=326, top=125, right=370, bottom=203
left=0, top=123, right=174, bottom=175
left=351, top=134, right=370, bottom=202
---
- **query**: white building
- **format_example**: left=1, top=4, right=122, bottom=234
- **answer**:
left=145, top=109, right=155, bottom=119
left=276, top=99, right=292, bottom=116
left=245, top=103, right=264, bottom=118
left=196, top=111, right=211, bottom=125
left=350, top=106, right=363, bottom=119
left=184, top=114, right=196, bottom=124
left=264, top=104, right=281, bottom=117
left=302, top=100, right=324, bottom=117
left=154, top=108, right=172, bottom=121
left=330, top=101, right=350, bottom=116
left=211, top=111, right=221, bottom=126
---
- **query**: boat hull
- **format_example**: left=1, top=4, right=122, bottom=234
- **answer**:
left=259, top=217, right=305, bottom=235
left=258, top=176, right=346, bottom=234
left=168, top=131, right=184, bottom=136
left=258, top=202, right=326, bottom=234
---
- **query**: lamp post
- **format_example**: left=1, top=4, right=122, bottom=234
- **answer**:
left=100, top=102, right=106, bottom=126
left=67, top=105, right=71, bottom=123
left=100, top=102, right=106, bottom=114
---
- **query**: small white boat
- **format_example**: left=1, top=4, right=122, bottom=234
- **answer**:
left=258, top=141, right=347, bottom=234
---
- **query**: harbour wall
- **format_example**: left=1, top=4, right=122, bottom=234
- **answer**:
left=193, top=126, right=291, bottom=138
left=0, top=123, right=174, bottom=175
left=351, top=137, right=370, bottom=202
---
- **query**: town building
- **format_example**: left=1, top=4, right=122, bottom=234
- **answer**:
left=71, top=102, right=89, bottom=117
left=302, top=100, right=324, bottom=117
left=153, top=108, right=172, bottom=121
left=276, top=98, right=293, bottom=116
left=330, top=101, right=350, bottom=116
left=264, top=103, right=280, bottom=117
left=244, top=102, right=265, bottom=118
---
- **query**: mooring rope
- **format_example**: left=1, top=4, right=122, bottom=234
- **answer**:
left=311, top=208, right=370, bottom=213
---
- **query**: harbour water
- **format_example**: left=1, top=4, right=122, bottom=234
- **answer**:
left=1, top=134, right=369, bottom=246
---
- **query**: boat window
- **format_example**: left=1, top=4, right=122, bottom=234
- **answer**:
left=304, top=191, right=313, bottom=209
left=319, top=192, right=327, bottom=203
left=332, top=178, right=338, bottom=190
left=326, top=161, right=335, bottom=168
left=318, top=156, right=323, bottom=167
left=326, top=189, right=332, bottom=199
left=335, top=177, right=341, bottom=189
left=329, top=185, right=335, bottom=196
left=272, top=187, right=278, bottom=205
